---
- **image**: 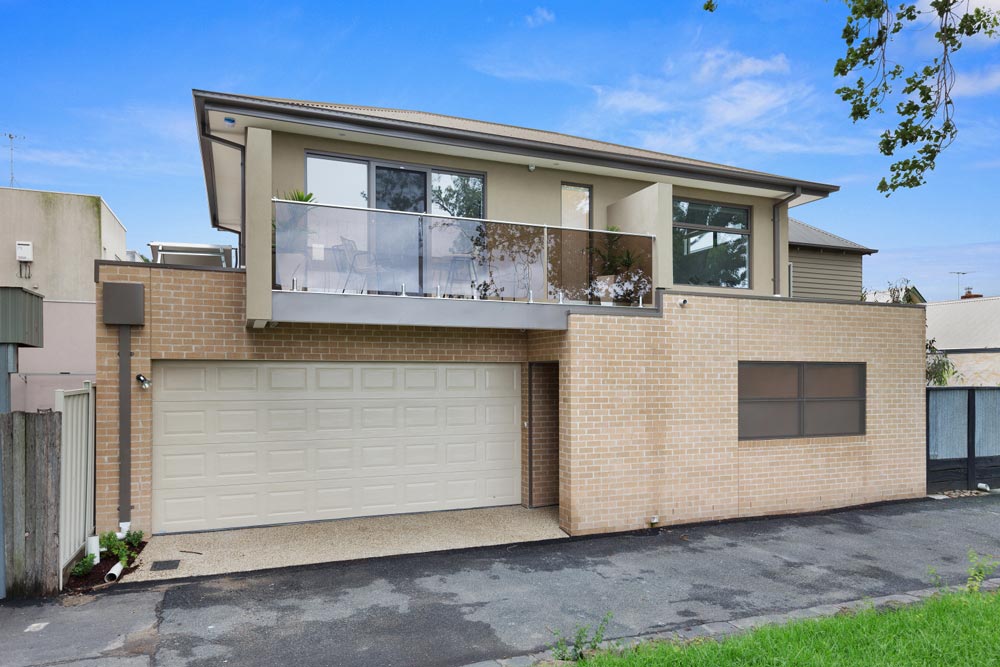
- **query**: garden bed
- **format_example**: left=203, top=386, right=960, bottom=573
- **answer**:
left=64, top=537, right=147, bottom=593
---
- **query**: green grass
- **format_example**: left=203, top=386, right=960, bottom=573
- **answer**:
left=581, top=592, right=1000, bottom=667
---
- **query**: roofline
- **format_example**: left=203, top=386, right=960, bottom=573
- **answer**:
left=193, top=90, right=840, bottom=226
left=789, top=241, right=877, bottom=255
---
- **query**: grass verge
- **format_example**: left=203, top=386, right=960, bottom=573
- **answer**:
left=580, top=591, right=1000, bottom=667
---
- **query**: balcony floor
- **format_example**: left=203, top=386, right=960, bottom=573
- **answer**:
left=270, top=289, right=662, bottom=329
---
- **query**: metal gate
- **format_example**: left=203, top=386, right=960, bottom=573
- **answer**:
left=927, top=387, right=1000, bottom=492
left=54, top=382, right=96, bottom=579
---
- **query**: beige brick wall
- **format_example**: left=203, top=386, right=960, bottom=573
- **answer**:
left=527, top=362, right=560, bottom=507
left=560, top=295, right=927, bottom=535
left=96, top=266, right=926, bottom=538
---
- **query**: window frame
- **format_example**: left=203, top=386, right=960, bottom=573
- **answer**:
left=738, top=361, right=867, bottom=440
left=672, top=197, right=753, bottom=290
left=304, top=150, right=488, bottom=217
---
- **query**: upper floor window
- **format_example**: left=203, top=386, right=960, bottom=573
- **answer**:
left=673, top=199, right=750, bottom=289
left=305, top=153, right=484, bottom=218
left=431, top=171, right=484, bottom=219
left=561, top=184, right=592, bottom=230
left=306, top=155, right=369, bottom=207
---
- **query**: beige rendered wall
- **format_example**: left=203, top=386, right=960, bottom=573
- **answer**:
left=947, top=351, right=1000, bottom=386
left=269, top=132, right=654, bottom=230
left=607, top=183, right=672, bottom=291
left=559, top=295, right=926, bottom=535
left=245, top=127, right=273, bottom=322
left=0, top=188, right=108, bottom=301
left=265, top=132, right=792, bottom=297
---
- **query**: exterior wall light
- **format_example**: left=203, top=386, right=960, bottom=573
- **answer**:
left=135, top=374, right=151, bottom=390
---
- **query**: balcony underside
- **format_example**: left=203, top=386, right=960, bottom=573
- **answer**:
left=270, top=290, right=663, bottom=330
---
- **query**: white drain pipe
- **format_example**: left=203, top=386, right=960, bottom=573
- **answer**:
left=104, top=562, right=124, bottom=583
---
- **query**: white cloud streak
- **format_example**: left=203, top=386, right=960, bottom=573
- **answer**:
left=525, top=7, right=555, bottom=28
left=953, top=66, right=1000, bottom=97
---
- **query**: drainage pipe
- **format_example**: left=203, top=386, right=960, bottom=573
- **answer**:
left=772, top=186, right=801, bottom=297
left=104, top=562, right=124, bottom=583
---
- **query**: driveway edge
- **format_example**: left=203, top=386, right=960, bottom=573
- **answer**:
left=466, top=577, right=1000, bottom=667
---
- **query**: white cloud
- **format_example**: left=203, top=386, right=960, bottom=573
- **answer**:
left=953, top=66, right=1000, bottom=97
left=525, top=7, right=555, bottom=28
left=593, top=78, right=672, bottom=114
left=696, top=49, right=789, bottom=83
left=18, top=146, right=192, bottom=177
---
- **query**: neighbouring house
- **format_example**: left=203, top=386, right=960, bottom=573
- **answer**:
left=1, top=187, right=126, bottom=411
left=93, top=91, right=926, bottom=538
left=788, top=218, right=876, bottom=300
left=926, top=293, right=1000, bottom=386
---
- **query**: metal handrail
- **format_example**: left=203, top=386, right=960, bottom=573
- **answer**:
left=272, top=198, right=657, bottom=240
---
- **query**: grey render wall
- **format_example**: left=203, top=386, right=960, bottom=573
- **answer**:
left=0, top=188, right=126, bottom=301
left=0, top=188, right=126, bottom=411
left=789, top=247, right=863, bottom=301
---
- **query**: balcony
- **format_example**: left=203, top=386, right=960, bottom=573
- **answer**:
left=270, top=199, right=657, bottom=329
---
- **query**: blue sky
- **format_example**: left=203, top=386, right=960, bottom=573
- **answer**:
left=2, top=0, right=998, bottom=301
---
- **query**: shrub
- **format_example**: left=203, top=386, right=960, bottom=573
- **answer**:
left=70, top=553, right=96, bottom=577
left=100, top=531, right=134, bottom=568
left=124, top=529, right=144, bottom=548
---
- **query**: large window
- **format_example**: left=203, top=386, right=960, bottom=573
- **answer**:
left=738, top=362, right=866, bottom=439
left=673, top=199, right=750, bottom=288
left=306, top=153, right=484, bottom=218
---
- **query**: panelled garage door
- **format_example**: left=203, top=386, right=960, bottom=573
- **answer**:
left=151, top=361, right=521, bottom=533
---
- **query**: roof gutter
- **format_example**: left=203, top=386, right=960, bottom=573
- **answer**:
left=192, top=90, right=839, bottom=200
left=773, top=186, right=800, bottom=297
left=789, top=242, right=878, bottom=256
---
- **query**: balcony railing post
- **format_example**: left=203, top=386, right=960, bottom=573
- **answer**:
left=542, top=226, right=548, bottom=303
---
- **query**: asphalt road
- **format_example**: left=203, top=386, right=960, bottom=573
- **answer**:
left=2, top=495, right=999, bottom=667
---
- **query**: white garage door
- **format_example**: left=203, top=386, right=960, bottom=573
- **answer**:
left=151, top=361, right=521, bottom=533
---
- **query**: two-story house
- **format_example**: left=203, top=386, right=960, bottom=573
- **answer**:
left=93, top=91, right=925, bottom=538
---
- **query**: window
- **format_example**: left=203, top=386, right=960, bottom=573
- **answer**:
left=673, top=199, right=750, bottom=288
left=305, top=154, right=486, bottom=218
left=738, top=362, right=866, bottom=439
left=306, top=155, right=369, bottom=207
left=561, top=184, right=592, bottom=229
left=431, top=171, right=484, bottom=218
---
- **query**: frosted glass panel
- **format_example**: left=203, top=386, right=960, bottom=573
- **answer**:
left=975, top=389, right=1000, bottom=457
left=928, top=390, right=968, bottom=460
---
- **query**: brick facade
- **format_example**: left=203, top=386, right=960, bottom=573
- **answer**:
left=96, top=265, right=926, bottom=537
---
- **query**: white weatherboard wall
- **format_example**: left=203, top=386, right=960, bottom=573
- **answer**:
left=151, top=361, right=521, bottom=533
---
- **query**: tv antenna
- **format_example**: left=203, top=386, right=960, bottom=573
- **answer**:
left=4, top=132, right=25, bottom=188
left=948, top=271, right=974, bottom=299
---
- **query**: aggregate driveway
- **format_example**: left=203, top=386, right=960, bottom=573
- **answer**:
left=3, top=495, right=1000, bottom=667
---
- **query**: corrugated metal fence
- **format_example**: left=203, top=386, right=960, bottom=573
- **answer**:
left=927, top=387, right=1000, bottom=492
left=1, top=382, right=96, bottom=598
left=55, top=382, right=96, bottom=578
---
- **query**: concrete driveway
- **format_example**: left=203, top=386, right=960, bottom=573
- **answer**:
left=3, top=495, right=999, bottom=667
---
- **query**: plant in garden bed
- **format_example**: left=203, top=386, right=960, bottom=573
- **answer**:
left=67, top=530, right=146, bottom=591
